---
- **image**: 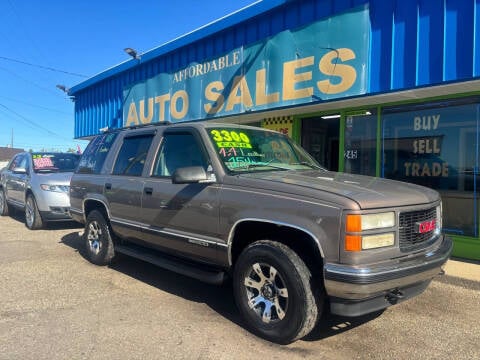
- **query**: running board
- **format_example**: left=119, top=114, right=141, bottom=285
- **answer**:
left=114, top=244, right=226, bottom=285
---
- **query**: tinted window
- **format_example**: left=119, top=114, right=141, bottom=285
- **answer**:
left=112, top=135, right=154, bottom=176
left=77, top=133, right=118, bottom=174
left=153, top=133, right=208, bottom=177
left=8, top=154, right=24, bottom=170
left=343, top=111, right=377, bottom=176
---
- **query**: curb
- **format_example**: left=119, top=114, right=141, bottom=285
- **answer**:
left=433, top=258, right=480, bottom=290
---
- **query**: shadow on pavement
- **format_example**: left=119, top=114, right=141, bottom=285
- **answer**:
left=303, top=309, right=384, bottom=342
left=60, top=231, right=243, bottom=328
left=7, top=209, right=83, bottom=230
left=60, top=230, right=381, bottom=344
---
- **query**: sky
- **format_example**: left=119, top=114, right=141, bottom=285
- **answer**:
left=0, top=0, right=258, bottom=152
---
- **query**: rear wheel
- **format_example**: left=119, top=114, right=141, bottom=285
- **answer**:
left=0, top=188, right=11, bottom=216
left=84, top=210, right=115, bottom=265
left=25, top=194, right=43, bottom=230
left=233, top=240, right=322, bottom=344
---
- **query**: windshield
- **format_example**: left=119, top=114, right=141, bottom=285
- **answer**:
left=206, top=126, right=323, bottom=173
left=32, top=153, right=81, bottom=173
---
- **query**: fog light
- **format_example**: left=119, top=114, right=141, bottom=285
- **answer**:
left=362, top=233, right=395, bottom=249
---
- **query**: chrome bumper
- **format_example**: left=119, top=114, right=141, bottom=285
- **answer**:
left=324, top=235, right=453, bottom=316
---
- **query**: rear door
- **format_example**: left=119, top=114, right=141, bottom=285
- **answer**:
left=141, top=129, right=221, bottom=263
left=105, top=131, right=156, bottom=240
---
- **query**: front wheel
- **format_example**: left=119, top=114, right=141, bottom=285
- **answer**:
left=25, top=194, right=43, bottom=230
left=233, top=240, right=322, bottom=344
left=84, top=210, right=115, bottom=266
left=0, top=188, right=11, bottom=216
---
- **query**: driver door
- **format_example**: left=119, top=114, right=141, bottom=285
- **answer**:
left=141, top=130, right=221, bottom=263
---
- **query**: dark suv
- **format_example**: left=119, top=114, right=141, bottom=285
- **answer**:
left=69, top=122, right=452, bottom=344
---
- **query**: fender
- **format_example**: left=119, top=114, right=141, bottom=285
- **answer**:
left=227, top=217, right=326, bottom=266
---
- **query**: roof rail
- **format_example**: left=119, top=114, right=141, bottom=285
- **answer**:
left=125, top=121, right=172, bottom=130
left=98, top=121, right=173, bottom=134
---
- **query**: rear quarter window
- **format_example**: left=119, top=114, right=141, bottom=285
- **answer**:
left=76, top=133, right=118, bottom=174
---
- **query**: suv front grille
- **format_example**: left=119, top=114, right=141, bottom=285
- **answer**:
left=399, top=207, right=437, bottom=252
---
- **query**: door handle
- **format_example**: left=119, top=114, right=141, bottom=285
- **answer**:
left=105, top=183, right=112, bottom=190
left=144, top=187, right=153, bottom=195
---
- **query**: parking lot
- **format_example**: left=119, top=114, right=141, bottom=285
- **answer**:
left=0, top=214, right=479, bottom=360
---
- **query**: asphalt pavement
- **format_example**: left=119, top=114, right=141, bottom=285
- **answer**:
left=0, top=215, right=479, bottom=360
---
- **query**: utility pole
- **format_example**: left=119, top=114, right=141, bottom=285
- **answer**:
left=10, top=128, right=13, bottom=148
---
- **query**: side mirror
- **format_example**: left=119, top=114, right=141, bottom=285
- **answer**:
left=172, top=166, right=212, bottom=184
left=13, top=167, right=27, bottom=174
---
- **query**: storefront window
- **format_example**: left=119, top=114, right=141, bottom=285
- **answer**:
left=343, top=111, right=377, bottom=176
left=382, top=102, right=479, bottom=237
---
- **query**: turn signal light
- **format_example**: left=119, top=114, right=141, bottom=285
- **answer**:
left=346, top=214, right=362, bottom=232
left=345, top=235, right=362, bottom=251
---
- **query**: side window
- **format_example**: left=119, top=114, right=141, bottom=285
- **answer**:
left=112, top=135, right=154, bottom=176
left=153, top=133, right=208, bottom=177
left=77, top=133, right=118, bottom=174
left=8, top=154, right=24, bottom=170
left=19, top=156, right=29, bottom=173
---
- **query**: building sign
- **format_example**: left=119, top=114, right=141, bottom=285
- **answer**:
left=262, top=117, right=293, bottom=137
left=123, top=7, right=370, bottom=126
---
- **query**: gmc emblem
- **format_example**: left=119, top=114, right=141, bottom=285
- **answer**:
left=415, top=219, right=436, bottom=234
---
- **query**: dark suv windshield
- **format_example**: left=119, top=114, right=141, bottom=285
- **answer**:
left=32, top=153, right=81, bottom=173
left=206, top=126, right=322, bottom=173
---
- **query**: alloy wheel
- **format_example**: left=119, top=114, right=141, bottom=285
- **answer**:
left=0, top=191, right=4, bottom=214
left=87, top=220, right=102, bottom=255
left=25, top=197, right=35, bottom=228
left=243, top=262, right=289, bottom=324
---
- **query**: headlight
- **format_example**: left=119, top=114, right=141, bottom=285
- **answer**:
left=346, top=212, right=395, bottom=232
left=40, top=184, right=69, bottom=193
left=345, top=212, right=396, bottom=251
left=362, top=233, right=395, bottom=249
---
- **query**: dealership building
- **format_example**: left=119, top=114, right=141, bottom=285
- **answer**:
left=69, top=0, right=480, bottom=260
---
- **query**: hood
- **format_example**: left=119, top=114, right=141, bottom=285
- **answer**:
left=34, top=171, right=73, bottom=185
left=239, top=170, right=440, bottom=209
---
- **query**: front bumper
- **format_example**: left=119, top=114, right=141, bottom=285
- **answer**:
left=40, top=207, right=72, bottom=221
left=324, top=235, right=453, bottom=316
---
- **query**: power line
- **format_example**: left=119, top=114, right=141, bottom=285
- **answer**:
left=0, top=102, right=72, bottom=141
left=0, top=95, right=72, bottom=115
left=0, top=65, right=62, bottom=97
left=0, top=55, right=88, bottom=78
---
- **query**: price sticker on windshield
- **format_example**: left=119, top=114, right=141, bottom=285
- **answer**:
left=210, top=130, right=252, bottom=148
left=33, top=157, right=54, bottom=169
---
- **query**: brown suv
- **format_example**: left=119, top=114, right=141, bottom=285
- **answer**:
left=69, top=121, right=452, bottom=344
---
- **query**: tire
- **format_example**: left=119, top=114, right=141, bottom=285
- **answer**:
left=25, top=194, right=44, bottom=230
left=84, top=210, right=115, bottom=266
left=0, top=188, right=11, bottom=216
left=233, top=240, right=322, bottom=344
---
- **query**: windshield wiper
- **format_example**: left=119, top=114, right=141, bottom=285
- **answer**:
left=232, top=162, right=289, bottom=171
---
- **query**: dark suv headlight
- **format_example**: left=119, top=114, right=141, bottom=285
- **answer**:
left=345, top=212, right=396, bottom=251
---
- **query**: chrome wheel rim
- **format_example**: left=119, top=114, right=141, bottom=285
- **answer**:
left=243, top=263, right=289, bottom=324
left=25, top=197, right=35, bottom=227
left=0, top=191, right=4, bottom=213
left=87, top=221, right=102, bottom=255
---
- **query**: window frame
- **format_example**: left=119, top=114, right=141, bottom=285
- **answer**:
left=111, top=132, right=156, bottom=177
left=151, top=129, right=210, bottom=178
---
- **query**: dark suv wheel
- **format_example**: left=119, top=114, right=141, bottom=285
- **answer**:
left=84, top=210, right=115, bottom=265
left=233, top=240, right=321, bottom=344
